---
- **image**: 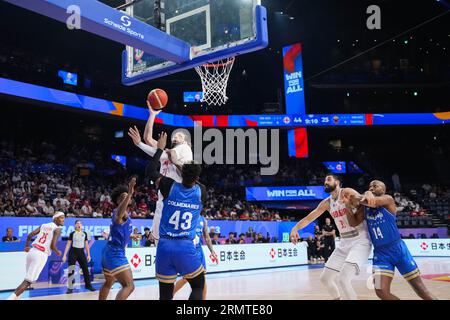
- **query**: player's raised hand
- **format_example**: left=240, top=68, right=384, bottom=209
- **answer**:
left=128, top=176, right=137, bottom=194
left=128, top=126, right=142, bottom=146
left=157, top=131, right=167, bottom=150
left=147, top=100, right=162, bottom=115
left=290, top=228, right=300, bottom=245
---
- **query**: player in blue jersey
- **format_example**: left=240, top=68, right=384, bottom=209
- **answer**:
left=138, top=130, right=207, bottom=300
left=341, top=180, right=436, bottom=300
left=172, top=212, right=218, bottom=299
left=98, top=177, right=136, bottom=300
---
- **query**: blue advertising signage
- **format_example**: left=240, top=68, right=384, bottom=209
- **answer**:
left=183, top=92, right=204, bottom=103
left=323, top=161, right=346, bottom=174
left=246, top=186, right=327, bottom=201
left=0, top=217, right=315, bottom=243
left=57, top=70, right=77, bottom=86
left=1, top=78, right=449, bottom=127
left=111, top=154, right=127, bottom=167
left=283, top=43, right=306, bottom=115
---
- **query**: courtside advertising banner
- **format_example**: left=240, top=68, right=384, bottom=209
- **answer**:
left=123, top=242, right=308, bottom=280
left=0, top=252, right=27, bottom=291
left=0, top=217, right=315, bottom=242
left=204, top=242, right=308, bottom=272
left=403, top=239, right=450, bottom=257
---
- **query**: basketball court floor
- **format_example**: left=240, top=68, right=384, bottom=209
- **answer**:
left=2, top=257, right=448, bottom=300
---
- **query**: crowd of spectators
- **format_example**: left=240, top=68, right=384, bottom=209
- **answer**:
left=0, top=139, right=292, bottom=221
left=0, top=137, right=448, bottom=226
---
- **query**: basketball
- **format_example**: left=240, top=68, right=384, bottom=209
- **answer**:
left=147, top=89, right=168, bottom=111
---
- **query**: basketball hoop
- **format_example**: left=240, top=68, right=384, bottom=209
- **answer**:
left=195, top=57, right=235, bottom=106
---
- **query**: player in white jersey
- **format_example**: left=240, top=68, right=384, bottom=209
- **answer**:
left=128, top=104, right=193, bottom=244
left=7, top=212, right=65, bottom=300
left=290, top=175, right=372, bottom=300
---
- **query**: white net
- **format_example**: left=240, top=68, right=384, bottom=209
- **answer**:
left=195, top=57, right=235, bottom=106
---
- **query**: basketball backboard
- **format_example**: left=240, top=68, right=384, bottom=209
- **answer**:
left=122, top=0, right=268, bottom=85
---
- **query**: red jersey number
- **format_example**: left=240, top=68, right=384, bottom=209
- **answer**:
left=38, top=232, right=49, bottom=244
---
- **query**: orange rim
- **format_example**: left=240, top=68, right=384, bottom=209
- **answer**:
left=202, top=57, right=235, bottom=68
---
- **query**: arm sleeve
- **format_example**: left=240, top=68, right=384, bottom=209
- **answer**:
left=198, top=183, right=207, bottom=206
left=144, top=148, right=175, bottom=199
left=69, top=231, right=74, bottom=241
left=158, top=177, right=175, bottom=199
left=145, top=148, right=164, bottom=183
left=138, top=142, right=169, bottom=161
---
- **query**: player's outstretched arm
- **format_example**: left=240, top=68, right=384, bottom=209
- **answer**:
left=51, top=228, right=62, bottom=256
left=62, top=238, right=72, bottom=262
left=148, top=132, right=176, bottom=199
left=340, top=188, right=365, bottom=227
left=143, top=104, right=161, bottom=147
left=365, top=193, right=397, bottom=214
left=116, top=177, right=136, bottom=224
left=128, top=126, right=169, bottom=161
left=202, top=218, right=218, bottom=263
left=25, top=227, right=40, bottom=252
left=290, top=198, right=329, bottom=245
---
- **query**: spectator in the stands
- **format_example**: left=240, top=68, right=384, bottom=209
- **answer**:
left=252, top=233, right=265, bottom=244
left=246, top=227, right=256, bottom=238
left=81, top=200, right=93, bottom=217
left=53, top=193, right=69, bottom=208
left=3, top=203, right=16, bottom=216
left=137, top=198, right=149, bottom=216
left=43, top=201, right=55, bottom=216
left=211, top=234, right=221, bottom=245
left=209, top=227, right=217, bottom=239
left=130, top=227, right=142, bottom=247
left=36, top=193, right=46, bottom=208
left=2, top=228, right=19, bottom=242
left=226, top=232, right=238, bottom=244
left=99, top=191, right=111, bottom=203
left=25, top=201, right=39, bottom=216
left=238, top=233, right=246, bottom=244
left=142, top=227, right=155, bottom=247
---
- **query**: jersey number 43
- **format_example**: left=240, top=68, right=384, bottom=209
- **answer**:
left=169, top=210, right=193, bottom=230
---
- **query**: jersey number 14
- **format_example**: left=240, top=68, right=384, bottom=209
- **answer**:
left=169, top=210, right=193, bottom=230
left=372, top=227, right=384, bottom=240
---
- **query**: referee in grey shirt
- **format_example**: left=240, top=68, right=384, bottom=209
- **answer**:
left=62, top=220, right=95, bottom=293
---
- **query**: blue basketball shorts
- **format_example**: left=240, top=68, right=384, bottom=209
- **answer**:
left=372, top=239, right=420, bottom=281
left=102, top=244, right=131, bottom=277
left=156, top=238, right=204, bottom=283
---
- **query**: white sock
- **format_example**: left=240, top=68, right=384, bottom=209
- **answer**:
left=338, top=263, right=359, bottom=300
left=319, top=268, right=341, bottom=300
left=7, top=293, right=19, bottom=300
